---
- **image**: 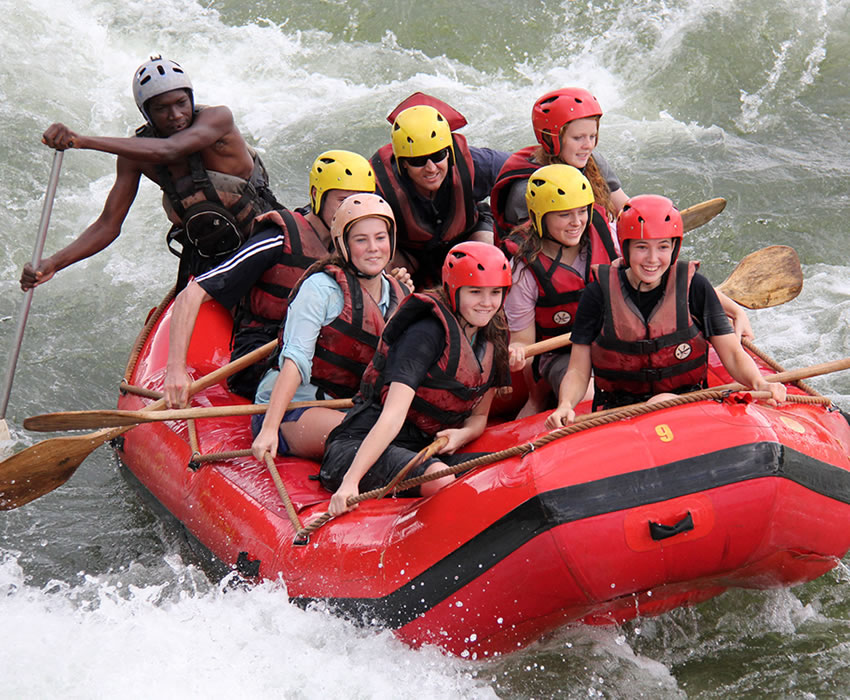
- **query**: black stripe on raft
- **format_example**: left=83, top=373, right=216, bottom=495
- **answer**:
left=292, top=441, right=850, bottom=627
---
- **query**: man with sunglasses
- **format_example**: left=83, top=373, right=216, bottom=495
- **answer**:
left=371, top=97, right=508, bottom=287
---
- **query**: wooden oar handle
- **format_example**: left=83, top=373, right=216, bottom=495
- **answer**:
left=522, top=333, right=572, bottom=357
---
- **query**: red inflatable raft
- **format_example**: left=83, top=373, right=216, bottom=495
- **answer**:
left=115, top=297, right=850, bottom=658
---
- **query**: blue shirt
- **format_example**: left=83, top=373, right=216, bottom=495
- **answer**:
left=254, top=271, right=393, bottom=404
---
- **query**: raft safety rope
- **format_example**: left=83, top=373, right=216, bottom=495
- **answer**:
left=742, top=337, right=822, bottom=397
left=293, top=387, right=831, bottom=543
left=121, top=286, right=176, bottom=385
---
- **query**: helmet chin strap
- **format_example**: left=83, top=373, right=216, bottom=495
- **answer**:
left=350, top=264, right=381, bottom=280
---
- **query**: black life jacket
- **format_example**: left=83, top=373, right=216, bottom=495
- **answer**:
left=360, top=293, right=498, bottom=437
left=136, top=107, right=280, bottom=264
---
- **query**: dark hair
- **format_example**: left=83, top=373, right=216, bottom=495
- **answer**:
left=508, top=209, right=591, bottom=285
left=430, top=287, right=510, bottom=381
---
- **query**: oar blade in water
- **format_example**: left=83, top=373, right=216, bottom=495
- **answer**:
left=717, top=245, right=803, bottom=309
left=0, top=428, right=120, bottom=510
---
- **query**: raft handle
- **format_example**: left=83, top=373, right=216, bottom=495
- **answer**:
left=648, top=511, right=694, bottom=541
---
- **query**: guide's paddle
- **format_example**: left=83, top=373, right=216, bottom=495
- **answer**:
left=0, top=150, right=63, bottom=445
left=715, top=245, right=802, bottom=309
left=0, top=340, right=277, bottom=510
left=681, top=197, right=726, bottom=232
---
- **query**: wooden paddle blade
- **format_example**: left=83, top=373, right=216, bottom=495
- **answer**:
left=0, top=428, right=122, bottom=510
left=681, top=197, right=726, bottom=232
left=716, top=245, right=803, bottom=309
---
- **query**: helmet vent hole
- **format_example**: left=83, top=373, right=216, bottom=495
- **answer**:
left=156, top=65, right=165, bottom=76
left=477, top=264, right=485, bottom=271
left=430, top=131, right=437, bottom=138
left=407, top=137, right=414, bottom=144
left=557, top=188, right=565, bottom=195
left=344, top=168, right=352, bottom=176
left=637, top=216, right=645, bottom=223
left=139, top=76, right=151, bottom=86
left=664, top=215, right=671, bottom=221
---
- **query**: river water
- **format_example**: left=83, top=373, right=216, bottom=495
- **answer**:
left=2, top=0, right=850, bottom=697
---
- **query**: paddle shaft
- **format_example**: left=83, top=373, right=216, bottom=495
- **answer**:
left=24, top=397, right=354, bottom=431
left=0, top=151, right=64, bottom=423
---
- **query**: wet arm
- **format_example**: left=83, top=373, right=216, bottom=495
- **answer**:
left=56, top=107, right=237, bottom=163
left=21, top=157, right=141, bottom=290
left=329, top=382, right=415, bottom=515
left=507, top=323, right=536, bottom=371
left=609, top=187, right=629, bottom=214
left=710, top=334, right=786, bottom=402
left=251, top=359, right=303, bottom=460
left=545, top=344, right=592, bottom=428
left=164, top=282, right=213, bottom=407
left=436, top=388, right=495, bottom=453
left=715, top=289, right=754, bottom=340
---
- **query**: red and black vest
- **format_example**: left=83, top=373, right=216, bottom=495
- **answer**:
left=360, top=293, right=498, bottom=436
left=138, top=108, right=280, bottom=252
left=504, top=223, right=617, bottom=341
left=490, top=146, right=540, bottom=242
left=309, top=265, right=407, bottom=399
left=590, top=260, right=709, bottom=397
left=490, top=146, right=613, bottom=249
left=236, top=209, right=331, bottom=335
left=370, top=133, right=479, bottom=253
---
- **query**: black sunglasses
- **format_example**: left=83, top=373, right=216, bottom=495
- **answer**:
left=403, top=147, right=451, bottom=168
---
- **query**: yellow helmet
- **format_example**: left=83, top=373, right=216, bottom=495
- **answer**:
left=525, top=164, right=594, bottom=237
left=309, top=150, right=375, bottom=216
left=391, top=105, right=455, bottom=161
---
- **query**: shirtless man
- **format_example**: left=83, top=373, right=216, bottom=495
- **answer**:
left=20, top=56, right=279, bottom=292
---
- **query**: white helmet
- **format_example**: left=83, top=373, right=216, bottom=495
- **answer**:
left=133, top=55, right=193, bottom=125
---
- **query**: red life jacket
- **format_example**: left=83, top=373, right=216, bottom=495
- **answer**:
left=309, top=265, right=408, bottom=399
left=236, top=209, right=331, bottom=334
left=370, top=134, right=479, bottom=253
left=590, top=260, right=709, bottom=397
left=490, top=146, right=613, bottom=250
left=360, top=293, right=499, bottom=437
left=490, top=146, right=540, bottom=242
left=504, top=224, right=618, bottom=341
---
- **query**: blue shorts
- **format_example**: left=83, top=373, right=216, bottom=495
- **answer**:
left=250, top=407, right=309, bottom=456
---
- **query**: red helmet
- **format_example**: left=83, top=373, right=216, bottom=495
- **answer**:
left=532, top=87, right=603, bottom=157
left=617, top=195, right=684, bottom=266
left=441, top=241, right=512, bottom=312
